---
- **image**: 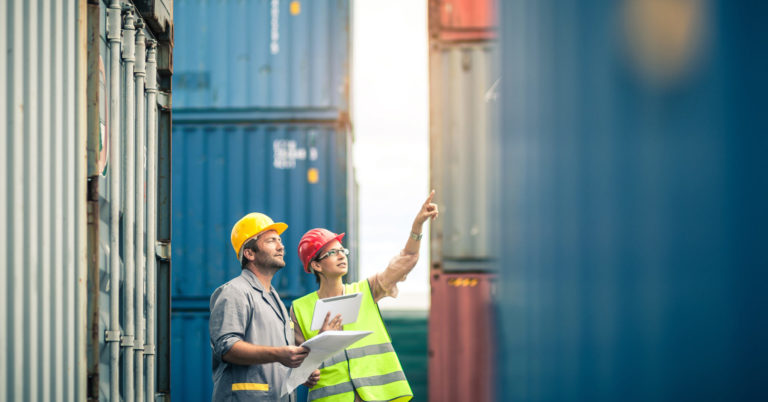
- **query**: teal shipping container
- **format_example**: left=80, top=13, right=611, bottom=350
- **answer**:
left=382, top=311, right=429, bottom=402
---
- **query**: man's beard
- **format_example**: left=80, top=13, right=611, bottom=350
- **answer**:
left=253, top=251, right=286, bottom=270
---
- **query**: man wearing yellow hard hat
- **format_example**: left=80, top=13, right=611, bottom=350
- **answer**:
left=209, top=212, right=320, bottom=401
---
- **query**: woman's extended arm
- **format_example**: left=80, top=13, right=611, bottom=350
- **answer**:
left=369, top=191, right=439, bottom=302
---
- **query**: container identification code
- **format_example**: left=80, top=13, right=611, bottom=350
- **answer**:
left=273, top=140, right=318, bottom=169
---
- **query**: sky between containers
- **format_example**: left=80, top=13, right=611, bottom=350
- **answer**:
left=352, top=0, right=430, bottom=310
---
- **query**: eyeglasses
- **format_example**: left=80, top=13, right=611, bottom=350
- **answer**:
left=316, top=248, right=350, bottom=261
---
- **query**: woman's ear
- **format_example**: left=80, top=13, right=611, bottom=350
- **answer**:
left=310, top=260, right=320, bottom=273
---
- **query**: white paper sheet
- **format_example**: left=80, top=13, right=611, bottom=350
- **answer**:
left=281, top=330, right=373, bottom=397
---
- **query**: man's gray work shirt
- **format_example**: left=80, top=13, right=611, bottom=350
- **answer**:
left=209, top=269, right=295, bottom=402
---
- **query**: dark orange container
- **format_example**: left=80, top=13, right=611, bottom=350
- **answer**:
left=429, top=0, right=497, bottom=42
left=428, top=272, right=496, bottom=402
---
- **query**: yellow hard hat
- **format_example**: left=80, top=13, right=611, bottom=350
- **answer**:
left=231, top=212, right=288, bottom=261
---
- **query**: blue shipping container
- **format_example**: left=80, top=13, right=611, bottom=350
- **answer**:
left=173, top=0, right=350, bottom=114
left=171, top=121, right=357, bottom=306
left=497, top=0, right=768, bottom=401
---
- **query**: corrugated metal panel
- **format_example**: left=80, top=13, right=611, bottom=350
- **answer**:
left=381, top=311, right=429, bottom=402
left=430, top=43, right=499, bottom=271
left=170, top=312, right=214, bottom=401
left=2, top=0, right=88, bottom=400
left=428, top=273, right=495, bottom=402
left=429, top=0, right=497, bottom=42
left=172, top=0, right=350, bottom=111
left=170, top=121, right=356, bottom=306
left=497, top=0, right=768, bottom=401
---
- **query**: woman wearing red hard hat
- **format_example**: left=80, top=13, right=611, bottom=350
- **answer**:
left=291, top=191, right=439, bottom=402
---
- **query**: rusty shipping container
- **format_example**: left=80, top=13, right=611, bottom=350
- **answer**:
left=429, top=0, right=497, bottom=42
left=2, top=0, right=173, bottom=400
left=429, top=273, right=496, bottom=402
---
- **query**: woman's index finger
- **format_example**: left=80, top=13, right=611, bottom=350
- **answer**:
left=424, top=189, right=436, bottom=205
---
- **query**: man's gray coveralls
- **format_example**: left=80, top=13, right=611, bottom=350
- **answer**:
left=209, top=269, right=295, bottom=402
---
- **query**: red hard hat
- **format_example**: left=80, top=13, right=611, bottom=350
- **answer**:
left=298, top=228, right=345, bottom=273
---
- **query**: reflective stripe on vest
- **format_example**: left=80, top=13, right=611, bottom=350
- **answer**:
left=293, top=279, right=413, bottom=402
left=320, top=343, right=396, bottom=369
left=310, top=371, right=408, bottom=400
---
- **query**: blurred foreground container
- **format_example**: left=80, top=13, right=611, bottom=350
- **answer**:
left=2, top=0, right=173, bottom=400
left=497, top=0, right=768, bottom=400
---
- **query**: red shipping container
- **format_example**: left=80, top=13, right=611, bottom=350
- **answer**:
left=429, top=272, right=496, bottom=402
left=429, top=0, right=497, bottom=42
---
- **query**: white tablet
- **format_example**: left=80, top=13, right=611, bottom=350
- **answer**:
left=310, top=292, right=363, bottom=331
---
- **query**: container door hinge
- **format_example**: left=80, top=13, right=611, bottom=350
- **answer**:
left=144, top=344, right=156, bottom=355
left=105, top=330, right=121, bottom=342
left=155, top=240, right=171, bottom=261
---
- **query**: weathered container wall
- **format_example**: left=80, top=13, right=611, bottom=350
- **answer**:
left=430, top=43, right=499, bottom=271
left=2, top=1, right=89, bottom=400
left=497, top=0, right=768, bottom=400
left=428, top=273, right=495, bottom=402
left=173, top=0, right=350, bottom=113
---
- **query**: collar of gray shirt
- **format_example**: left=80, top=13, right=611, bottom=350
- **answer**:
left=240, top=269, right=287, bottom=323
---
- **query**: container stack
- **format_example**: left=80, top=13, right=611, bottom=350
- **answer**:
left=170, top=1, right=355, bottom=400
left=427, top=1, right=498, bottom=401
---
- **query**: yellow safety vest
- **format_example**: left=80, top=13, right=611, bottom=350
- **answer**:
left=292, top=279, right=413, bottom=402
